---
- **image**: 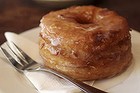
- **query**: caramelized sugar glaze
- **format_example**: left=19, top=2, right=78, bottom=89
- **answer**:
left=39, top=6, right=132, bottom=80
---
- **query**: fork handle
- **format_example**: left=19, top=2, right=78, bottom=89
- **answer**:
left=35, top=67, right=107, bottom=93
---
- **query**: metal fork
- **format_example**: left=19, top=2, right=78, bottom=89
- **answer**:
left=0, top=42, right=107, bottom=93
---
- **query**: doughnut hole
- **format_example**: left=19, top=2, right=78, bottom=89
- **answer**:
left=74, top=15, right=93, bottom=24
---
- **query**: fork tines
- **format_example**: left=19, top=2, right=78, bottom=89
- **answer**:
left=0, top=45, right=23, bottom=71
left=0, top=42, right=36, bottom=71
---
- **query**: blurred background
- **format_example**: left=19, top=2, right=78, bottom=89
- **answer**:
left=0, top=0, right=140, bottom=45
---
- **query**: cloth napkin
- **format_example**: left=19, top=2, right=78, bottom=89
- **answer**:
left=4, top=29, right=138, bottom=93
left=4, top=32, right=94, bottom=93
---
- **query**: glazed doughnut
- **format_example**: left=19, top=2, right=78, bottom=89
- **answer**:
left=39, top=6, right=132, bottom=80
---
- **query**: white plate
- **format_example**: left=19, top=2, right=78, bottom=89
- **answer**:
left=0, top=27, right=140, bottom=93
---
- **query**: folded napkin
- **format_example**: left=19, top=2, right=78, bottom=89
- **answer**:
left=4, top=29, right=138, bottom=93
left=4, top=32, right=94, bottom=93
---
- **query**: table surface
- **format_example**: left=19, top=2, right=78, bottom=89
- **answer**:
left=0, top=0, right=140, bottom=45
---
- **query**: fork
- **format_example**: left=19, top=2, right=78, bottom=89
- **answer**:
left=0, top=42, right=107, bottom=93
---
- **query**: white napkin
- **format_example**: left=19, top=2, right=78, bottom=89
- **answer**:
left=4, top=32, right=94, bottom=93
left=4, top=29, right=139, bottom=93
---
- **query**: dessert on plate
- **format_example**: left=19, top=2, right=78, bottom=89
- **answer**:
left=39, top=6, right=132, bottom=81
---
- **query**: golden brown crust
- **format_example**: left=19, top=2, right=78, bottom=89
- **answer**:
left=39, top=6, right=132, bottom=80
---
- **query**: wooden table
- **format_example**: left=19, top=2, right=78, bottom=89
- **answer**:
left=0, top=0, right=140, bottom=45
